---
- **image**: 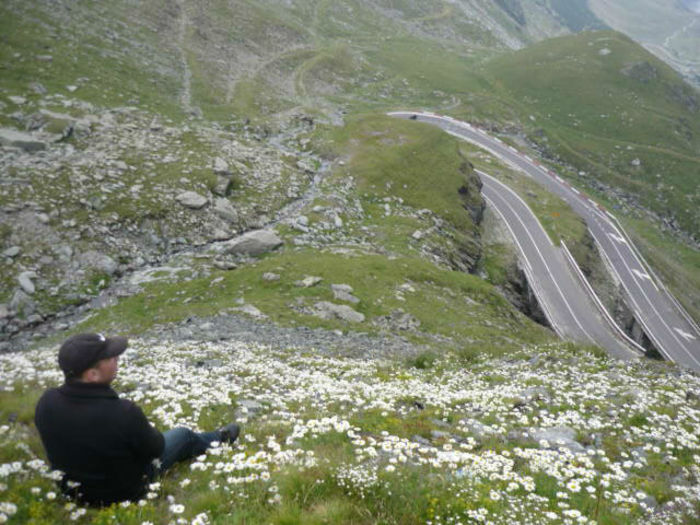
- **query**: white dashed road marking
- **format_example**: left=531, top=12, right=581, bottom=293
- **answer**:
left=674, top=328, right=697, bottom=341
left=631, top=269, right=651, bottom=281
left=608, top=233, right=627, bottom=244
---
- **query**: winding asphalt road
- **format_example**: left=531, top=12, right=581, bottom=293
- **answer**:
left=389, top=111, right=700, bottom=371
left=480, top=171, right=639, bottom=360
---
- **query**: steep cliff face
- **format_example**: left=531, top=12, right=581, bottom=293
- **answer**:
left=455, top=159, right=486, bottom=273
left=477, top=204, right=550, bottom=329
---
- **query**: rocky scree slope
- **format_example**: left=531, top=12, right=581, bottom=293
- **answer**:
left=0, top=94, right=324, bottom=348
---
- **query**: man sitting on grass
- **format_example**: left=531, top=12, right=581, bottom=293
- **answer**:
left=34, top=333, right=240, bottom=506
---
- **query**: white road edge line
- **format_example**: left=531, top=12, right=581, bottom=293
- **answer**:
left=389, top=111, right=700, bottom=366
left=483, top=178, right=597, bottom=345
left=483, top=195, right=564, bottom=339
left=561, top=241, right=644, bottom=357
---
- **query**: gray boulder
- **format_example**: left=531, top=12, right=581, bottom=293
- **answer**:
left=10, top=289, right=35, bottom=315
left=32, top=109, right=92, bottom=139
left=80, top=251, right=118, bottom=276
left=372, top=309, right=421, bottom=331
left=213, top=260, right=237, bottom=270
left=431, top=430, right=451, bottom=440
left=332, top=283, right=360, bottom=304
left=514, top=387, right=550, bottom=408
left=295, top=276, right=322, bottom=288
left=29, top=82, right=47, bottom=94
left=18, top=271, right=37, bottom=294
left=461, top=419, right=494, bottom=440
left=26, top=314, right=43, bottom=325
left=219, top=229, right=282, bottom=256
left=529, top=426, right=584, bottom=454
left=0, top=128, right=46, bottom=152
left=262, top=272, right=280, bottom=281
left=314, top=301, right=365, bottom=323
left=213, top=175, right=233, bottom=197
left=235, top=399, right=263, bottom=420
left=213, top=157, right=230, bottom=174
left=176, top=191, right=208, bottom=209
left=233, top=304, right=266, bottom=319
left=212, top=197, right=238, bottom=222
left=3, top=246, right=21, bottom=258
left=0, top=304, right=9, bottom=319
left=210, top=229, right=233, bottom=242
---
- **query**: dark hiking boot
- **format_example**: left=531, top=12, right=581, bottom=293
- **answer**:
left=218, top=422, right=240, bottom=444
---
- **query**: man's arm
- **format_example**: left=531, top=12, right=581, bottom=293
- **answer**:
left=124, top=402, right=165, bottom=460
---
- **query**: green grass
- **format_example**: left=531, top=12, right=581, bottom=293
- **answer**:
left=2, top=337, right=699, bottom=524
left=483, top=30, right=700, bottom=236
left=458, top=142, right=588, bottom=249
left=320, top=115, right=482, bottom=235
left=71, top=249, right=552, bottom=354
left=47, top=115, right=552, bottom=353
left=0, top=2, right=183, bottom=123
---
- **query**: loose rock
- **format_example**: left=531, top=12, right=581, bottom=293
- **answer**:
left=18, top=271, right=36, bottom=294
left=0, top=128, right=47, bottom=152
left=295, top=276, right=323, bottom=288
left=213, top=157, right=230, bottom=174
left=176, top=191, right=208, bottom=209
left=213, top=175, right=233, bottom=197
left=212, top=197, right=237, bottom=221
left=232, top=304, right=266, bottom=319
left=313, top=301, right=365, bottom=323
left=3, top=247, right=21, bottom=258
left=332, top=283, right=360, bottom=304
left=529, top=426, right=584, bottom=454
left=218, top=229, right=283, bottom=256
left=10, top=289, right=35, bottom=315
left=213, top=260, right=237, bottom=271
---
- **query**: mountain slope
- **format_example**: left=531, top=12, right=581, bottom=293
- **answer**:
left=1, top=2, right=700, bottom=524
left=482, top=30, right=700, bottom=238
left=2, top=0, right=699, bottom=337
left=589, top=0, right=700, bottom=86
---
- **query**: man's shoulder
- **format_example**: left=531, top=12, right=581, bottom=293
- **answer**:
left=35, top=387, right=64, bottom=425
left=36, top=386, right=61, bottom=405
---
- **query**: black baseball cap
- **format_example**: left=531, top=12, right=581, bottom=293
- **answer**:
left=58, top=333, right=128, bottom=378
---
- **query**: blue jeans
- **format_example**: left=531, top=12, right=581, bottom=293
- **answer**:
left=158, top=427, right=222, bottom=473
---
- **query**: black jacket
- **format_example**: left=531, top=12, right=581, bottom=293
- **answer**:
left=34, top=381, right=165, bottom=506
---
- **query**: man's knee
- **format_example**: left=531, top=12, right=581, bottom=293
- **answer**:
left=163, top=427, right=198, bottom=453
left=168, top=427, right=193, bottom=439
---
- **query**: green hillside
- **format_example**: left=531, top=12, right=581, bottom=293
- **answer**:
left=2, top=2, right=700, bottom=524
left=1, top=1, right=697, bottom=336
left=482, top=30, right=700, bottom=238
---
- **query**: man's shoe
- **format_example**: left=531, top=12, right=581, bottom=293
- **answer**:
left=219, top=422, right=240, bottom=444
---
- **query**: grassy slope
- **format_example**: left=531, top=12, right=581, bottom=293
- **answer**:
left=0, top=1, right=184, bottom=124
left=72, top=115, right=553, bottom=355
left=477, top=30, right=700, bottom=320
left=1, top=2, right=700, bottom=523
left=2, top=0, right=697, bottom=331
left=2, top=339, right=699, bottom=524
left=482, top=31, right=700, bottom=237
